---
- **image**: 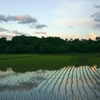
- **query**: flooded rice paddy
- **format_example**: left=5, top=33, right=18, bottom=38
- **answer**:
left=0, top=66, right=100, bottom=100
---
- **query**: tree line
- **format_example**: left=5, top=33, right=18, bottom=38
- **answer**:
left=0, top=35, right=100, bottom=54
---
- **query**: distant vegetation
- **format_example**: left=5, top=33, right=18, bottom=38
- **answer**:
left=0, top=35, right=100, bottom=54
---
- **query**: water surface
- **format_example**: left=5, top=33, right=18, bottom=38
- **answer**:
left=0, top=66, right=100, bottom=100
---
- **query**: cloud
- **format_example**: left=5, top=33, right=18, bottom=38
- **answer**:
left=0, top=14, right=47, bottom=29
left=94, top=5, right=100, bottom=8
left=95, top=24, right=100, bottom=29
left=58, top=18, right=96, bottom=29
left=0, top=14, right=7, bottom=22
left=0, top=34, right=13, bottom=37
left=88, top=32, right=96, bottom=40
left=0, top=34, right=15, bottom=40
left=34, top=31, right=47, bottom=34
left=0, top=27, right=30, bottom=36
left=12, top=30, right=29, bottom=36
left=0, top=29, right=30, bottom=40
left=34, top=24, right=47, bottom=29
left=0, top=27, right=9, bottom=32
left=55, top=32, right=96, bottom=40
left=69, top=26, right=74, bottom=28
left=0, top=14, right=37, bottom=24
left=91, top=12, right=100, bottom=22
left=47, top=33, right=88, bottom=40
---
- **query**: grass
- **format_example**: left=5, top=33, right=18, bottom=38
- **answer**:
left=0, top=53, right=100, bottom=72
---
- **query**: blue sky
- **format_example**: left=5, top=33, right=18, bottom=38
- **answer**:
left=0, top=0, right=100, bottom=40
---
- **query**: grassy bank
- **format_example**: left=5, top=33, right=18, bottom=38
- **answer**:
left=0, top=53, right=100, bottom=72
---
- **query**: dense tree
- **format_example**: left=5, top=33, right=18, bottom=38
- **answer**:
left=96, top=36, right=100, bottom=41
left=0, top=35, right=100, bottom=54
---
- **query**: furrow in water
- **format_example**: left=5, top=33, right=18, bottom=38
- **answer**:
left=39, top=71, right=56, bottom=92
left=95, top=66, right=100, bottom=75
left=87, top=67, right=100, bottom=96
left=51, top=67, right=66, bottom=93
left=65, top=67, right=72, bottom=96
left=76, top=67, right=82, bottom=100
left=84, top=66, right=98, bottom=99
left=71, top=66, right=75, bottom=100
left=93, top=66, right=100, bottom=79
left=58, top=67, right=69, bottom=94
left=88, top=67, right=100, bottom=86
left=43, top=69, right=61, bottom=92
left=60, top=67, right=70, bottom=97
left=82, top=66, right=90, bottom=100
left=36, top=71, right=53, bottom=89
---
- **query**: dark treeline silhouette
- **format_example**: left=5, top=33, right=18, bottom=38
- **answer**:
left=0, top=35, right=100, bottom=54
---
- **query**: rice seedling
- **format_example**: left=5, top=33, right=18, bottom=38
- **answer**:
left=0, top=53, right=100, bottom=72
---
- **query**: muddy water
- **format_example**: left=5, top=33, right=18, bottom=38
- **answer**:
left=0, top=66, right=100, bottom=100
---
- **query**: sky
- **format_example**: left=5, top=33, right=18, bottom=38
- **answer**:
left=0, top=0, right=100, bottom=40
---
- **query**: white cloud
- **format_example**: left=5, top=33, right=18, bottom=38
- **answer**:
left=59, top=34, right=88, bottom=40
left=46, top=32, right=88, bottom=40
left=56, top=32, right=97, bottom=40
left=88, top=32, right=96, bottom=40
left=57, top=18, right=98, bottom=29
left=50, top=0, right=95, bottom=18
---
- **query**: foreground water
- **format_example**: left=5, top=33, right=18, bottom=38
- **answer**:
left=0, top=66, right=100, bottom=100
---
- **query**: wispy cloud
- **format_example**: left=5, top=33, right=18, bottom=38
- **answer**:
left=0, top=34, right=15, bottom=40
left=91, top=12, right=100, bottom=22
left=34, top=31, right=47, bottom=34
left=0, top=27, right=29, bottom=36
left=12, top=30, right=29, bottom=36
left=0, top=29, right=30, bottom=40
left=0, top=27, right=9, bottom=32
left=0, top=34, right=14, bottom=37
left=95, top=24, right=100, bottom=29
left=94, top=5, right=100, bottom=8
left=34, top=24, right=47, bottom=29
left=58, top=18, right=97, bottom=29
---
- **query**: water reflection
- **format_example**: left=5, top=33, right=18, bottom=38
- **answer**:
left=0, top=66, right=100, bottom=100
